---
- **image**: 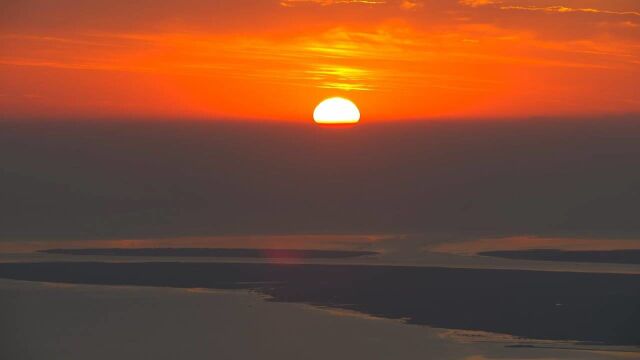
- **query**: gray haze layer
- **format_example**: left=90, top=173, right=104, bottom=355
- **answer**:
left=1, top=117, right=639, bottom=242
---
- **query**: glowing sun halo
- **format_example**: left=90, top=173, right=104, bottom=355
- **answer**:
left=313, top=97, right=360, bottom=124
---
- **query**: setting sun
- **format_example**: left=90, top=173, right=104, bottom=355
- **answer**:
left=313, top=97, right=360, bottom=125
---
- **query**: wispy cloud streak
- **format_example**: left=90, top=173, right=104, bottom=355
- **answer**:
left=499, top=5, right=640, bottom=17
left=280, top=0, right=386, bottom=7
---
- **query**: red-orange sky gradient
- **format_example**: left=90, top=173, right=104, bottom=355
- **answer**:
left=1, top=0, right=639, bottom=121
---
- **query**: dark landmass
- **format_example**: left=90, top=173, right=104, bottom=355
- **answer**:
left=480, top=249, right=640, bottom=265
left=504, top=345, right=535, bottom=348
left=0, top=262, right=638, bottom=346
left=39, top=248, right=377, bottom=259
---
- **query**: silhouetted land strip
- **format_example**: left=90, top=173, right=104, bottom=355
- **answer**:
left=480, top=249, right=640, bottom=265
left=0, top=262, right=638, bottom=346
left=39, top=248, right=377, bottom=259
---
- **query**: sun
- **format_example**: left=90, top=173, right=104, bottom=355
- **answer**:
left=313, top=97, right=360, bottom=124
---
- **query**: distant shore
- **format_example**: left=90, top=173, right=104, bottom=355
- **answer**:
left=39, top=248, right=378, bottom=259
left=479, top=249, right=640, bottom=265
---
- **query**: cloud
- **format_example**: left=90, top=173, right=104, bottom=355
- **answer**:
left=400, top=0, right=422, bottom=10
left=499, top=5, right=640, bottom=17
left=280, top=0, right=424, bottom=10
left=459, top=0, right=501, bottom=8
left=280, top=0, right=386, bottom=7
left=458, top=1, right=640, bottom=18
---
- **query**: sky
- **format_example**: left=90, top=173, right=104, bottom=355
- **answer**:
left=1, top=0, right=639, bottom=121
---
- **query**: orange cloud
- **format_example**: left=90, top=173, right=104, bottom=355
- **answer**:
left=280, top=0, right=386, bottom=7
left=280, top=0, right=422, bottom=10
left=499, top=5, right=640, bottom=17
left=400, top=0, right=422, bottom=10
left=459, top=0, right=501, bottom=8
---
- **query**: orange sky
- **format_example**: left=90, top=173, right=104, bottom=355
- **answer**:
left=1, top=0, right=639, bottom=121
